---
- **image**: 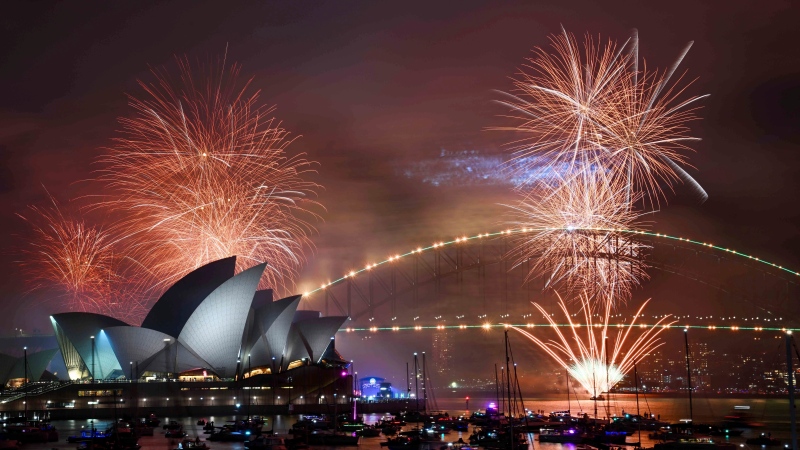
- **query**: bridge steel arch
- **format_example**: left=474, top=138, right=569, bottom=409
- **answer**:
left=300, top=228, right=800, bottom=329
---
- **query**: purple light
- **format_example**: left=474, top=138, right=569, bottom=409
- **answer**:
left=488, top=402, right=496, bottom=408
left=568, top=429, right=575, bottom=434
left=341, top=371, right=348, bottom=377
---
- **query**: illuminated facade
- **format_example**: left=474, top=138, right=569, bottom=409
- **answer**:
left=0, top=257, right=348, bottom=384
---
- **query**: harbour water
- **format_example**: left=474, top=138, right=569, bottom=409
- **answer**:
left=433, top=394, right=791, bottom=428
left=10, top=394, right=795, bottom=450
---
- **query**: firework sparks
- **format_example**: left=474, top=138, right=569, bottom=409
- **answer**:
left=510, top=293, right=675, bottom=396
left=96, top=57, right=322, bottom=293
left=505, top=170, right=649, bottom=304
left=16, top=195, right=147, bottom=322
left=497, top=28, right=707, bottom=204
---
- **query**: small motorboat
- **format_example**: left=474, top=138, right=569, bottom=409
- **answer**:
left=175, top=438, right=210, bottom=450
left=207, top=430, right=247, bottom=442
left=746, top=434, right=783, bottom=447
left=67, top=428, right=108, bottom=443
left=381, top=426, right=398, bottom=436
left=357, top=426, right=381, bottom=437
left=245, top=435, right=287, bottom=450
left=166, top=427, right=187, bottom=439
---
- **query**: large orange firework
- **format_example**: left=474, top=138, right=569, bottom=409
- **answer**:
left=497, top=30, right=628, bottom=182
left=505, top=170, right=649, bottom=304
left=497, top=28, right=707, bottom=204
left=17, top=195, right=147, bottom=322
left=97, top=57, right=321, bottom=293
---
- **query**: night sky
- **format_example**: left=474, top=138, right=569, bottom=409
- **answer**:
left=2, top=0, right=799, bottom=348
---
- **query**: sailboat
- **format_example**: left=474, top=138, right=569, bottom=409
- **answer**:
left=651, top=330, right=735, bottom=450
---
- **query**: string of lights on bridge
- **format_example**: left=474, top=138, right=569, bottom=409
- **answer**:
left=341, top=323, right=798, bottom=333
left=304, top=227, right=799, bottom=296
left=299, top=227, right=799, bottom=334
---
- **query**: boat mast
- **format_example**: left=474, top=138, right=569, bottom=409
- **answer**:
left=413, top=353, right=419, bottom=412
left=406, top=362, right=410, bottom=399
left=352, top=361, right=357, bottom=422
left=605, top=335, right=610, bottom=420
left=23, top=346, right=27, bottom=420
left=683, top=328, right=693, bottom=423
left=634, top=361, right=641, bottom=446
left=512, top=362, right=528, bottom=429
left=422, top=352, right=428, bottom=413
left=593, top=359, right=598, bottom=419
left=505, top=330, right=515, bottom=450
left=787, top=331, right=797, bottom=450
left=495, top=363, right=500, bottom=412
left=500, top=366, right=504, bottom=414
left=566, top=369, right=571, bottom=417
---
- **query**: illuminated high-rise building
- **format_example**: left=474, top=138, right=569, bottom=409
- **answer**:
left=432, top=330, right=453, bottom=382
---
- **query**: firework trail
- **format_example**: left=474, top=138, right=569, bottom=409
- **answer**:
left=16, top=194, right=148, bottom=322
left=505, top=170, right=649, bottom=304
left=96, top=57, right=322, bottom=294
left=496, top=28, right=707, bottom=204
left=510, top=293, right=675, bottom=395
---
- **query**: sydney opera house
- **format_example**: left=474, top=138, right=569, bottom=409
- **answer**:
left=0, top=257, right=352, bottom=418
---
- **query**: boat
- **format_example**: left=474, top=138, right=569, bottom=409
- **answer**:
left=77, top=440, right=142, bottom=450
left=451, top=420, right=469, bottom=432
left=357, top=426, right=381, bottom=437
left=582, top=427, right=628, bottom=445
left=207, top=430, right=247, bottom=442
left=424, top=423, right=451, bottom=435
left=175, top=439, right=210, bottom=450
left=745, top=433, right=783, bottom=447
left=381, top=425, right=399, bottom=436
left=380, top=418, right=406, bottom=427
left=134, top=422, right=154, bottom=437
left=141, top=414, right=160, bottom=428
left=381, top=436, right=412, bottom=449
left=4, top=419, right=58, bottom=443
left=307, top=431, right=360, bottom=446
left=538, top=426, right=584, bottom=443
left=721, top=409, right=764, bottom=429
left=67, top=428, right=108, bottom=443
left=245, top=435, right=288, bottom=450
left=399, top=411, right=427, bottom=423
left=73, top=423, right=140, bottom=450
left=165, top=427, right=187, bottom=439
left=290, top=417, right=330, bottom=433
left=381, top=436, right=434, bottom=450
left=440, top=439, right=473, bottom=450
left=653, top=438, right=737, bottom=450
left=705, top=427, right=742, bottom=437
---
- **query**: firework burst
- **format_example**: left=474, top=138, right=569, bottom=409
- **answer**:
left=505, top=170, right=649, bottom=304
left=96, top=57, right=322, bottom=293
left=510, top=293, right=675, bottom=396
left=497, top=28, right=707, bottom=204
left=16, top=195, right=147, bottom=322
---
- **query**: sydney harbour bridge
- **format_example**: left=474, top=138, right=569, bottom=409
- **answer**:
left=299, top=228, right=800, bottom=332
